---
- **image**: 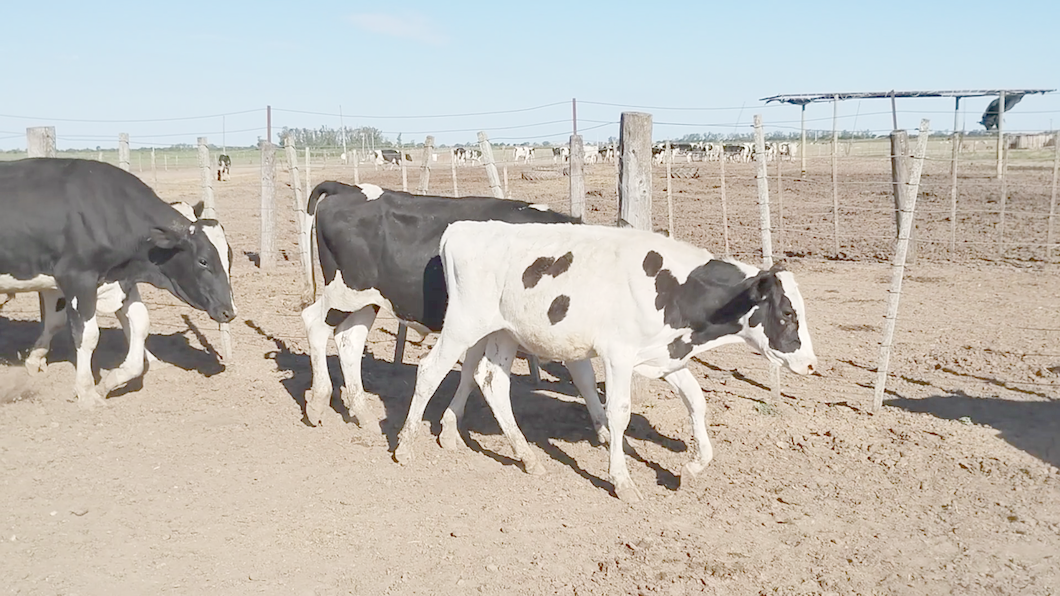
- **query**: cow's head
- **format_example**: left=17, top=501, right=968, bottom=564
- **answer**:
left=739, top=264, right=816, bottom=375
left=147, top=216, right=235, bottom=324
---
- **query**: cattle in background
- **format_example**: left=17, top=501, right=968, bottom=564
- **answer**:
left=0, top=158, right=235, bottom=408
left=722, top=143, right=751, bottom=162
left=298, top=182, right=608, bottom=433
left=583, top=144, right=599, bottom=164
left=216, top=154, right=231, bottom=181
left=453, top=147, right=483, bottom=166
left=980, top=93, right=1025, bottom=131
left=552, top=146, right=569, bottom=163
left=778, top=142, right=798, bottom=162
left=394, top=221, right=817, bottom=501
left=23, top=201, right=233, bottom=397
left=599, top=143, right=617, bottom=163
left=373, top=149, right=411, bottom=169
left=513, top=146, right=534, bottom=163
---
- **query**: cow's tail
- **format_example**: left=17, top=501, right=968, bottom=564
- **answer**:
left=307, top=180, right=355, bottom=216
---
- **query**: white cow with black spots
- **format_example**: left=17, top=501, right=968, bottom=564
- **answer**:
left=395, top=222, right=818, bottom=502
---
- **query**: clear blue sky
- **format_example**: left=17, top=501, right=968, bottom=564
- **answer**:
left=2, top=0, right=1057, bottom=150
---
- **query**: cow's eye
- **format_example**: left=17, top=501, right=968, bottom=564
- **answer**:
left=198, top=257, right=208, bottom=268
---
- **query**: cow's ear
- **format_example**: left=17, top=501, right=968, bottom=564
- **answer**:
left=191, top=201, right=205, bottom=219
left=747, top=271, right=777, bottom=302
left=149, top=225, right=186, bottom=249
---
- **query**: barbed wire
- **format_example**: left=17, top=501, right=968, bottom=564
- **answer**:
left=0, top=108, right=263, bottom=124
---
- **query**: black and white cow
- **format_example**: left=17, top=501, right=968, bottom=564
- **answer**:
left=551, top=146, right=569, bottom=163
left=0, top=158, right=235, bottom=408
left=394, top=221, right=817, bottom=502
left=513, top=146, right=534, bottom=163
left=217, top=154, right=231, bottom=181
left=22, top=201, right=233, bottom=398
left=452, top=147, right=483, bottom=166
left=373, top=149, right=411, bottom=168
left=299, top=182, right=602, bottom=431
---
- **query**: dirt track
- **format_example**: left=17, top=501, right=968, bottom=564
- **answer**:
left=2, top=153, right=1059, bottom=595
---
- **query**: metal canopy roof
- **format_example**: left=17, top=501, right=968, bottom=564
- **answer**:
left=760, top=89, right=1054, bottom=105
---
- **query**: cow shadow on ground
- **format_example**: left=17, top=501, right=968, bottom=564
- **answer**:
left=0, top=316, right=225, bottom=394
left=887, top=391, right=1060, bottom=470
left=246, top=319, right=688, bottom=494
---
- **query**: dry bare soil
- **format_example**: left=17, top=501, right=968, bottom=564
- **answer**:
left=2, top=152, right=1059, bottom=595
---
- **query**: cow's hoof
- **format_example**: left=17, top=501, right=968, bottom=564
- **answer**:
left=77, top=392, right=107, bottom=410
left=614, top=482, right=643, bottom=503
left=393, top=441, right=414, bottom=465
left=304, top=402, right=327, bottom=428
left=438, top=422, right=463, bottom=451
left=25, top=356, right=47, bottom=377
left=523, top=459, right=547, bottom=476
left=595, top=427, right=611, bottom=446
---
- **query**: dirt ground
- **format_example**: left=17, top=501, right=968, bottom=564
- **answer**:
left=2, top=151, right=1059, bottom=595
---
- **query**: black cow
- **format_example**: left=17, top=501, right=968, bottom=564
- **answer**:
left=299, top=181, right=604, bottom=431
left=217, top=154, right=231, bottom=181
left=980, top=94, right=1025, bottom=131
left=374, top=149, right=411, bottom=168
left=0, top=158, right=236, bottom=409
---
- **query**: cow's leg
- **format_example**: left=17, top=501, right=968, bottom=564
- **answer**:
left=664, top=367, right=713, bottom=487
left=301, top=299, right=335, bottom=427
left=61, top=283, right=104, bottom=409
left=333, top=305, right=378, bottom=427
left=99, top=287, right=149, bottom=396
left=26, top=290, right=66, bottom=375
left=114, top=292, right=158, bottom=367
left=394, top=329, right=477, bottom=464
left=473, top=332, right=544, bottom=475
left=439, top=337, right=488, bottom=450
left=566, top=358, right=609, bottom=445
left=603, top=356, right=640, bottom=502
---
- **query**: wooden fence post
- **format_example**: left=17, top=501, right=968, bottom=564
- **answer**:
left=118, top=133, right=131, bottom=172
left=800, top=104, right=807, bottom=175
left=719, top=144, right=731, bottom=257
left=503, top=165, right=509, bottom=198
left=949, top=130, right=962, bottom=256
left=873, top=120, right=930, bottom=412
left=418, top=135, right=434, bottom=194
left=352, top=149, right=360, bottom=185
left=754, top=115, right=780, bottom=401
left=197, top=137, right=231, bottom=361
left=890, top=132, right=910, bottom=238
left=259, top=141, right=276, bottom=270
left=998, top=135, right=1009, bottom=255
left=776, top=143, right=784, bottom=250
left=665, top=141, right=674, bottom=237
left=569, top=134, right=585, bottom=219
left=1048, top=131, right=1059, bottom=260
left=450, top=149, right=459, bottom=197
left=399, top=141, right=408, bottom=193
left=284, top=136, right=312, bottom=300
left=618, top=112, right=653, bottom=230
left=305, top=147, right=312, bottom=197
left=478, top=132, right=504, bottom=199
left=151, top=148, right=157, bottom=187
left=997, top=91, right=1006, bottom=179
left=831, top=96, right=840, bottom=256
left=26, top=127, right=56, bottom=158
left=196, top=137, right=217, bottom=216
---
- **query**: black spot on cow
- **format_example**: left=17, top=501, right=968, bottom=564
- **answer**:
left=643, top=251, right=663, bottom=277
left=547, top=252, right=574, bottom=277
left=653, top=259, right=790, bottom=353
left=547, top=294, right=570, bottom=324
left=325, top=308, right=351, bottom=327
left=747, top=272, right=801, bottom=353
left=484, top=368, right=494, bottom=387
left=523, top=252, right=575, bottom=288
left=56, top=298, right=66, bottom=312
left=668, top=337, right=693, bottom=359
left=522, top=257, right=554, bottom=288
